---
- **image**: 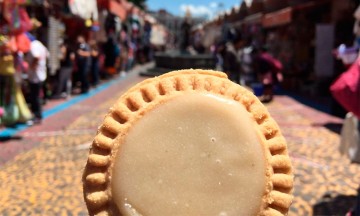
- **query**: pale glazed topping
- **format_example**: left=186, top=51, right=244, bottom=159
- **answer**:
left=112, top=93, right=266, bottom=216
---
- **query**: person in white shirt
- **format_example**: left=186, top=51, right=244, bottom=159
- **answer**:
left=27, top=39, right=49, bottom=123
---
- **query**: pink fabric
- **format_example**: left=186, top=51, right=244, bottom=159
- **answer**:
left=259, top=52, right=283, bottom=85
left=260, top=52, right=283, bottom=72
left=330, top=58, right=360, bottom=119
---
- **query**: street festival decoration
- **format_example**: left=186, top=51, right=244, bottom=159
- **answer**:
left=1, top=1, right=32, bottom=34
left=0, top=0, right=33, bottom=126
left=83, top=70, right=293, bottom=216
left=0, top=0, right=32, bottom=51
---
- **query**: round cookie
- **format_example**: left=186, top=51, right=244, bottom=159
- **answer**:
left=83, top=69, right=293, bottom=216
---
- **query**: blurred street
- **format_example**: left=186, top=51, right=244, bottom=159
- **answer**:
left=0, top=64, right=359, bottom=215
left=0, top=0, right=360, bottom=215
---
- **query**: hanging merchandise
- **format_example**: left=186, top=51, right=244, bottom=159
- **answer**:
left=14, top=81, right=32, bottom=123
left=0, top=76, right=19, bottom=126
left=0, top=68, right=31, bottom=125
left=0, top=35, right=10, bottom=49
left=91, top=20, right=100, bottom=31
left=13, top=52, right=32, bottom=123
left=3, top=0, right=15, bottom=24
left=30, top=18, right=42, bottom=30
left=85, top=19, right=92, bottom=27
left=16, top=7, right=32, bottom=33
left=7, top=36, right=18, bottom=52
left=14, top=51, right=28, bottom=73
left=15, top=32, right=30, bottom=52
left=68, top=0, right=98, bottom=21
left=0, top=54, right=15, bottom=76
left=0, top=54, right=18, bottom=126
left=2, top=1, right=33, bottom=35
left=18, top=0, right=28, bottom=4
left=0, top=34, right=30, bottom=53
left=25, top=31, right=36, bottom=41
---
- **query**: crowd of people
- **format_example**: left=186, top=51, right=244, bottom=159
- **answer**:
left=0, top=30, right=153, bottom=127
left=212, top=35, right=283, bottom=103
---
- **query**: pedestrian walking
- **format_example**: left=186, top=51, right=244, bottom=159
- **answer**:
left=217, top=41, right=241, bottom=84
left=238, top=38, right=256, bottom=86
left=103, top=35, right=120, bottom=76
left=143, top=19, right=152, bottom=62
left=252, top=46, right=283, bottom=103
left=119, top=41, right=128, bottom=75
left=127, top=40, right=136, bottom=72
left=27, top=39, right=49, bottom=124
left=76, top=35, right=91, bottom=94
left=53, top=40, right=75, bottom=98
left=89, top=40, right=100, bottom=87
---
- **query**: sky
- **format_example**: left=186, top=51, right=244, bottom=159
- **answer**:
left=147, top=0, right=244, bottom=20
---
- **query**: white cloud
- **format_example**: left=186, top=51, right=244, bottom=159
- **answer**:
left=180, top=4, right=213, bottom=19
left=209, top=2, right=218, bottom=9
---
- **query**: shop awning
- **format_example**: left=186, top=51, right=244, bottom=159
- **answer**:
left=262, top=7, right=292, bottom=28
left=244, top=13, right=263, bottom=24
left=230, top=20, right=245, bottom=28
left=109, top=0, right=127, bottom=20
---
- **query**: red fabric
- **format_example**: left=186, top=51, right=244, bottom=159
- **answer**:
left=18, top=8, right=32, bottom=32
left=7, top=36, right=18, bottom=52
left=330, top=58, right=360, bottom=119
left=3, top=3, right=32, bottom=35
left=15, top=33, right=30, bottom=52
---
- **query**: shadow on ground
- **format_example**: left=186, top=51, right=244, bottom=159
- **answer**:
left=0, top=135, right=22, bottom=142
left=312, top=193, right=356, bottom=215
left=311, top=122, right=343, bottom=134
left=323, top=123, right=343, bottom=134
left=276, top=89, right=332, bottom=114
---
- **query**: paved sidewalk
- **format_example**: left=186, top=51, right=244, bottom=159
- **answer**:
left=0, top=68, right=359, bottom=215
left=0, top=63, right=153, bottom=165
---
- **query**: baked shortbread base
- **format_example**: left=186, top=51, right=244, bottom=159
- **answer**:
left=83, top=69, right=293, bottom=216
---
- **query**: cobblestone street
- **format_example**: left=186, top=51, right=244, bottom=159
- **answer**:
left=1, top=68, right=360, bottom=215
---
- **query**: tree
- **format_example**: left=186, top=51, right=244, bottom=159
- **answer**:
left=128, top=0, right=147, bottom=10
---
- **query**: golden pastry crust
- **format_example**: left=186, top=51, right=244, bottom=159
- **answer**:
left=82, top=69, right=294, bottom=216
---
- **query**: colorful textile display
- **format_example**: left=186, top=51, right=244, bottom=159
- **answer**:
left=2, top=0, right=32, bottom=35
left=0, top=54, right=32, bottom=125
